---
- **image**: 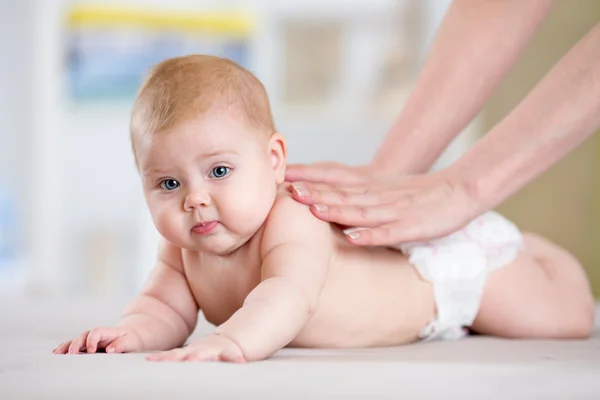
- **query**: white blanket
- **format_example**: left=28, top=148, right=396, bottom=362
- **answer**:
left=1, top=296, right=599, bottom=399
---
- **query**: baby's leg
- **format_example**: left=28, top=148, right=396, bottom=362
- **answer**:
left=471, top=233, right=595, bottom=339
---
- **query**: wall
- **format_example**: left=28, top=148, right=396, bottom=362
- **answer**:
left=0, top=0, right=34, bottom=290
left=483, top=0, right=600, bottom=297
left=2, top=0, right=483, bottom=297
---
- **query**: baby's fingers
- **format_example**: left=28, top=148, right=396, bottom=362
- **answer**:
left=147, top=349, right=187, bottom=362
left=52, top=341, right=72, bottom=354
left=85, top=329, right=108, bottom=353
left=67, top=331, right=90, bottom=354
left=104, top=332, right=139, bottom=354
left=218, top=347, right=246, bottom=363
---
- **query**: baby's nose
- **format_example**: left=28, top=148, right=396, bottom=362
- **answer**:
left=184, top=190, right=211, bottom=211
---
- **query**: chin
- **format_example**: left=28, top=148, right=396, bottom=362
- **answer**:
left=193, top=236, right=245, bottom=256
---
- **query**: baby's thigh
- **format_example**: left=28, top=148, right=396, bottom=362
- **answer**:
left=471, top=233, right=590, bottom=338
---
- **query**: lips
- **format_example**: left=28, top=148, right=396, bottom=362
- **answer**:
left=191, top=221, right=219, bottom=235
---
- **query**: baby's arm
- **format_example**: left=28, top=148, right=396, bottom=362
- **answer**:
left=472, top=233, right=595, bottom=339
left=54, top=239, right=199, bottom=354
left=117, top=238, right=199, bottom=350
left=214, top=198, right=332, bottom=360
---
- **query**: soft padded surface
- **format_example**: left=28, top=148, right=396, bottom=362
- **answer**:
left=1, top=296, right=599, bottom=399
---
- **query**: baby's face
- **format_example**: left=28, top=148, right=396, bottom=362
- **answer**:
left=136, top=110, right=286, bottom=255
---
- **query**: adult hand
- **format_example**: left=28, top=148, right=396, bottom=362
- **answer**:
left=285, top=163, right=482, bottom=246
left=286, top=161, right=378, bottom=186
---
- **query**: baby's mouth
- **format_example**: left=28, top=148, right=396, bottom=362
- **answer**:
left=191, top=221, right=219, bottom=235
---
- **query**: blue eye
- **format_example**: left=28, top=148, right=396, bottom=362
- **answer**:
left=160, top=179, right=180, bottom=191
left=209, top=166, right=230, bottom=179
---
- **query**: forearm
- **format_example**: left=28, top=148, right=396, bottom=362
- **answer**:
left=453, top=23, right=600, bottom=212
left=119, top=294, right=195, bottom=351
left=371, top=0, right=553, bottom=174
left=214, top=277, right=313, bottom=361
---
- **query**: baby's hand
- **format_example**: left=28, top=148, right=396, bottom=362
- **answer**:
left=53, top=327, right=144, bottom=355
left=146, top=334, right=245, bottom=363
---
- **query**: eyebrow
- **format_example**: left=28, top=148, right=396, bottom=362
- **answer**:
left=142, top=168, right=170, bottom=178
left=141, top=149, right=239, bottom=178
left=196, top=149, right=239, bottom=160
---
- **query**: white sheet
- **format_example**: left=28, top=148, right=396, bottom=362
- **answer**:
left=1, top=296, right=599, bottom=399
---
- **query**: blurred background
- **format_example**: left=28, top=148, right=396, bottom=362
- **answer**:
left=0, top=0, right=597, bottom=301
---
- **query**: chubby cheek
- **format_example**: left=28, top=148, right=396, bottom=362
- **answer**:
left=219, top=178, right=276, bottom=234
left=146, top=196, right=184, bottom=245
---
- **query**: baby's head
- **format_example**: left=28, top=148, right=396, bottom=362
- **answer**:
left=131, top=55, right=287, bottom=255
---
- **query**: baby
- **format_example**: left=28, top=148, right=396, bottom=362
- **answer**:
left=54, top=55, right=595, bottom=362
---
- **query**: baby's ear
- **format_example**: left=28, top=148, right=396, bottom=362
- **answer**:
left=269, top=133, right=287, bottom=184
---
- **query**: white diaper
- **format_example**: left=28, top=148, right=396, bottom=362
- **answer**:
left=391, top=211, right=523, bottom=341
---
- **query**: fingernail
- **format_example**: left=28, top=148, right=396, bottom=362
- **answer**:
left=291, top=183, right=309, bottom=197
left=313, top=204, right=328, bottom=212
left=347, top=231, right=361, bottom=239
left=106, top=347, right=115, bottom=353
left=343, top=227, right=366, bottom=240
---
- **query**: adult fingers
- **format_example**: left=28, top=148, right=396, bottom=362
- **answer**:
left=285, top=162, right=338, bottom=182
left=343, top=220, right=427, bottom=246
left=309, top=203, right=400, bottom=227
left=345, top=213, right=467, bottom=246
left=290, top=183, right=378, bottom=206
left=285, top=163, right=368, bottom=185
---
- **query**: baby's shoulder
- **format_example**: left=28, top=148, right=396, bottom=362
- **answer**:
left=260, top=186, right=333, bottom=253
left=267, top=186, right=329, bottom=228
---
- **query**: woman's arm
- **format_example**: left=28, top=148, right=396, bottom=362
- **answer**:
left=285, top=0, right=552, bottom=183
left=371, top=0, right=553, bottom=174
left=454, top=22, right=600, bottom=213
left=291, top=21, right=600, bottom=246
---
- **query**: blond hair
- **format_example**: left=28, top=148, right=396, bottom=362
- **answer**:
left=130, top=55, right=275, bottom=149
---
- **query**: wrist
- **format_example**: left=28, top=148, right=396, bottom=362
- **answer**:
left=118, top=314, right=161, bottom=350
left=368, top=159, right=400, bottom=176
left=368, top=159, right=415, bottom=178
left=370, top=149, right=425, bottom=176
left=212, top=331, right=245, bottom=353
left=116, top=321, right=147, bottom=350
left=442, top=162, right=491, bottom=217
